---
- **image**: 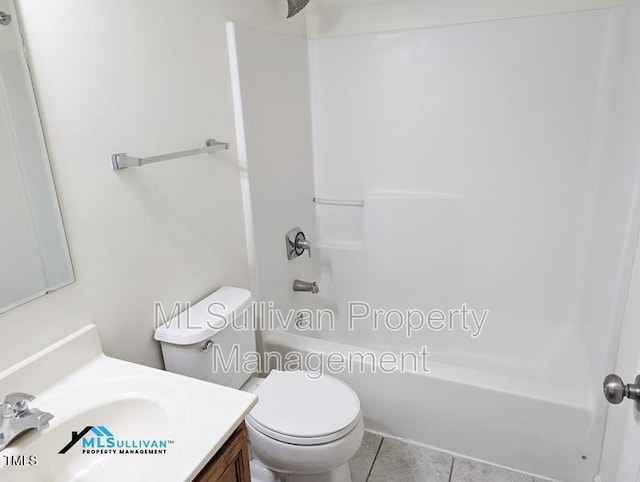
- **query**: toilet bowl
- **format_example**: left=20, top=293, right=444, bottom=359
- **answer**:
left=243, top=370, right=364, bottom=481
left=154, top=287, right=364, bottom=482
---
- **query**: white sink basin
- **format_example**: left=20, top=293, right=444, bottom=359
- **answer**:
left=2, top=398, right=169, bottom=482
left=0, top=325, right=257, bottom=481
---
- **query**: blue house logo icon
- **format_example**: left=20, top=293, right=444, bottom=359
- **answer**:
left=90, top=426, right=113, bottom=438
left=59, top=426, right=109, bottom=454
left=59, top=425, right=171, bottom=455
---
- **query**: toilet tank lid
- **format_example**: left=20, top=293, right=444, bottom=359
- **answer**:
left=153, top=286, right=252, bottom=346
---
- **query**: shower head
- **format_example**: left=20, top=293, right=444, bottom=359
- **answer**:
left=287, top=0, right=310, bottom=18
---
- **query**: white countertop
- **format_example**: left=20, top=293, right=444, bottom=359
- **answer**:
left=0, top=324, right=257, bottom=481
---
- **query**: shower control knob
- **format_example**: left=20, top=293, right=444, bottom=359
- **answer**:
left=286, top=227, right=311, bottom=260
left=603, top=374, right=640, bottom=409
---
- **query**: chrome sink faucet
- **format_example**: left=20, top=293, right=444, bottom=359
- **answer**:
left=0, top=392, right=53, bottom=451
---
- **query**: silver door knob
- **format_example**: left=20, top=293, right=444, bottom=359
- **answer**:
left=603, top=374, right=640, bottom=409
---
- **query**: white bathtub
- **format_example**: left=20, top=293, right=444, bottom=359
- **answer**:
left=263, top=330, right=602, bottom=482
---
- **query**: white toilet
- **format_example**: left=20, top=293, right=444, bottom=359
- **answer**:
left=154, top=287, right=364, bottom=482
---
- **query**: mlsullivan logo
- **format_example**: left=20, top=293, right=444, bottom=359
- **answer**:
left=59, top=426, right=173, bottom=455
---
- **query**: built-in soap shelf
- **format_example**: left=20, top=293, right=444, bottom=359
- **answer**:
left=314, top=192, right=461, bottom=252
left=313, top=197, right=364, bottom=207
left=318, top=241, right=363, bottom=252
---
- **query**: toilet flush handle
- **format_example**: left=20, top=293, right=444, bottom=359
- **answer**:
left=200, top=340, right=215, bottom=352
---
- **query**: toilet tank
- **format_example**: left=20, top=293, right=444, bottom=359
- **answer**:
left=154, top=286, right=256, bottom=389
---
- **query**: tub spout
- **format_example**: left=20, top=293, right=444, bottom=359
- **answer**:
left=293, top=279, right=319, bottom=294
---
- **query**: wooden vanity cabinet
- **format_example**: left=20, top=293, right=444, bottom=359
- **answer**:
left=193, top=422, right=251, bottom=482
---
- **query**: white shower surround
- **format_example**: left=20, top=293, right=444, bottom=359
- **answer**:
left=228, top=5, right=640, bottom=482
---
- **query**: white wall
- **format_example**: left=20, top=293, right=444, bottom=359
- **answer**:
left=577, top=4, right=640, bottom=401
left=304, top=7, right=640, bottom=478
left=0, top=0, right=305, bottom=371
left=223, top=5, right=640, bottom=396
left=305, top=0, right=637, bottom=37
left=228, top=23, right=319, bottom=342
left=308, top=8, right=640, bottom=391
left=597, top=5, right=640, bottom=481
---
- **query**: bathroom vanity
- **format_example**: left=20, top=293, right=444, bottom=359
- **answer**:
left=0, top=325, right=257, bottom=481
left=194, top=422, right=250, bottom=482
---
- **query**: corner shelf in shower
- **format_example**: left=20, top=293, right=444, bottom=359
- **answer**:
left=313, top=197, right=364, bottom=207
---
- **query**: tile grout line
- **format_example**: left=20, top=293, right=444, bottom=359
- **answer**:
left=448, top=457, right=455, bottom=482
left=365, top=436, right=385, bottom=482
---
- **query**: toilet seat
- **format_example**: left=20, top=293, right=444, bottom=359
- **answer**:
left=247, top=370, right=361, bottom=446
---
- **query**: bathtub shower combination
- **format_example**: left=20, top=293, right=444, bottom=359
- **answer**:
left=228, top=5, right=640, bottom=482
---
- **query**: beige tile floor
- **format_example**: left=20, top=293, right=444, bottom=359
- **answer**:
left=349, top=431, right=553, bottom=482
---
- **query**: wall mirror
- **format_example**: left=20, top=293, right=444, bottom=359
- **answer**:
left=0, top=0, right=74, bottom=314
